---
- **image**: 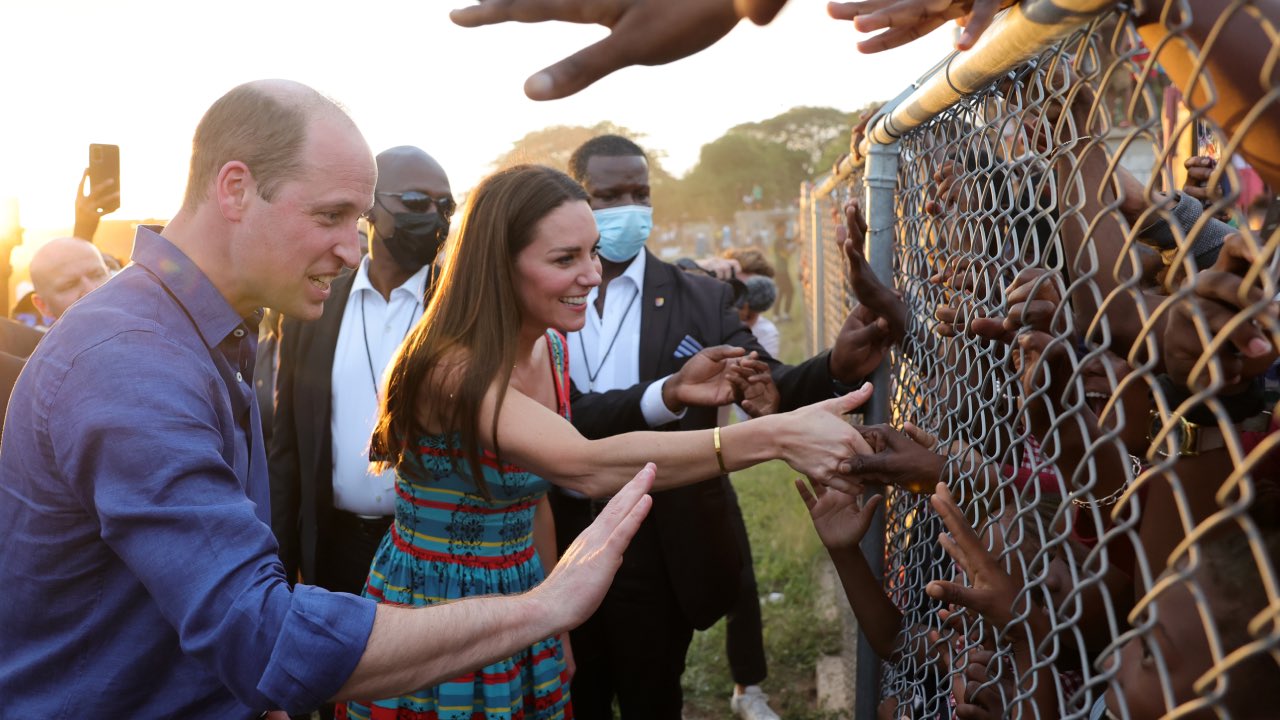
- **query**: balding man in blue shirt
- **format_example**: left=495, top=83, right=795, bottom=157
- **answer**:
left=0, top=79, right=654, bottom=720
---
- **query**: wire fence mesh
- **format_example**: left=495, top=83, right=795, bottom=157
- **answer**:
left=799, top=1, right=1280, bottom=716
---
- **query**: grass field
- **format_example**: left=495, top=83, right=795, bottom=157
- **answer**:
left=680, top=296, right=847, bottom=720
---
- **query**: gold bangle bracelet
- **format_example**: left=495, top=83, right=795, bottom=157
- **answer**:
left=714, top=426, right=728, bottom=475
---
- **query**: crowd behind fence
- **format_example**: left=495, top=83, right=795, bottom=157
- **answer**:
left=798, top=0, right=1280, bottom=717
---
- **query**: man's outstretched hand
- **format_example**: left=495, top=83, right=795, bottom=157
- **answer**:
left=533, top=463, right=655, bottom=632
left=451, top=0, right=743, bottom=100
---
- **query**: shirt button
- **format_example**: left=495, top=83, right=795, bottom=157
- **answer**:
left=233, top=328, right=246, bottom=338
left=236, top=372, right=244, bottom=383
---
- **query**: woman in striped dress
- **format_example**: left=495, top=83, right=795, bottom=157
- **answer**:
left=340, top=164, right=874, bottom=720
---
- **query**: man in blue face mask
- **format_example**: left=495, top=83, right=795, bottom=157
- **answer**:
left=553, top=135, right=906, bottom=720
left=269, top=147, right=452, bottom=720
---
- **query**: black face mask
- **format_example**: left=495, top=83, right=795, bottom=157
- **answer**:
left=379, top=211, right=449, bottom=272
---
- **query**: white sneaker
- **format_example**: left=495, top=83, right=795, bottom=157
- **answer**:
left=731, top=685, right=781, bottom=720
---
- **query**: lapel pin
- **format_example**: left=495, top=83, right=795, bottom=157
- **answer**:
left=655, top=297, right=665, bottom=307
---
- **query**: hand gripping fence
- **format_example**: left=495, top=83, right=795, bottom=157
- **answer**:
left=799, top=0, right=1280, bottom=716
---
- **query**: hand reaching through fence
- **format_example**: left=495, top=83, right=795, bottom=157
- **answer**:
left=828, top=0, right=1016, bottom=52
left=848, top=423, right=947, bottom=492
left=661, top=344, right=751, bottom=412
left=926, top=483, right=1059, bottom=717
left=951, top=647, right=1015, bottom=720
left=1162, top=232, right=1278, bottom=393
left=966, top=267, right=1066, bottom=342
left=829, top=198, right=909, bottom=381
left=795, top=478, right=910, bottom=659
left=449, top=0, right=742, bottom=100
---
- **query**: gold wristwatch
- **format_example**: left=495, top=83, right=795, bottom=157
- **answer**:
left=1147, top=412, right=1225, bottom=457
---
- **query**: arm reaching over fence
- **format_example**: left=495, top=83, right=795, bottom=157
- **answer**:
left=450, top=0, right=743, bottom=99
left=829, top=0, right=1016, bottom=52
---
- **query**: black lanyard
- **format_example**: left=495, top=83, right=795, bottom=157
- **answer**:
left=361, top=291, right=420, bottom=399
left=578, top=287, right=640, bottom=392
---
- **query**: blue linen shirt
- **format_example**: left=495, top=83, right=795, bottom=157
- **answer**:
left=0, top=227, right=376, bottom=718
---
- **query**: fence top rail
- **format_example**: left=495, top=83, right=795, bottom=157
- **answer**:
left=815, top=0, right=1121, bottom=198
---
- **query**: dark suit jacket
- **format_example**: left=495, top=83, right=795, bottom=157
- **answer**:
left=0, top=317, right=42, bottom=358
left=268, top=271, right=358, bottom=583
left=568, top=250, right=836, bottom=629
left=270, top=269, right=438, bottom=583
left=0, top=318, right=44, bottom=436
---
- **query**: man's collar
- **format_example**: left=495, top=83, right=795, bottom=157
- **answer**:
left=621, top=248, right=647, bottom=285
left=587, top=249, right=647, bottom=304
left=130, top=226, right=253, bottom=349
left=351, top=255, right=431, bottom=302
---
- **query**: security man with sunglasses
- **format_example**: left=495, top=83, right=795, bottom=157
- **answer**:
left=268, top=147, right=453, bottom=717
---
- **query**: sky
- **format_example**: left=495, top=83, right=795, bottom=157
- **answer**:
left=0, top=0, right=956, bottom=240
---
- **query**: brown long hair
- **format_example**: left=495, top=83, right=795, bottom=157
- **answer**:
left=371, top=164, right=589, bottom=497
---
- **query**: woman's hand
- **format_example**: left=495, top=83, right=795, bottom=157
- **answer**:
left=773, top=384, right=876, bottom=492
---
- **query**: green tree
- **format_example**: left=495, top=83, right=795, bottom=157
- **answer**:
left=674, top=104, right=889, bottom=223
left=681, top=133, right=810, bottom=223
left=729, top=106, right=854, bottom=177
left=730, top=103, right=886, bottom=178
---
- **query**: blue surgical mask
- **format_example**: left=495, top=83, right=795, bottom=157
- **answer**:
left=593, top=205, right=653, bottom=263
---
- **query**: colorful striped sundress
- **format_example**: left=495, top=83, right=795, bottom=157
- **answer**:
left=338, top=331, right=573, bottom=720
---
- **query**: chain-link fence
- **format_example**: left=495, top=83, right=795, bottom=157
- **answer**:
left=799, top=0, right=1280, bottom=716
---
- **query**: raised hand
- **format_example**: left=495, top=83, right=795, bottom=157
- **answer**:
left=73, top=168, right=119, bottom=241
left=450, top=0, right=742, bottom=100
left=695, top=256, right=742, bottom=281
left=924, top=483, right=1022, bottom=631
left=534, top=463, right=655, bottom=630
left=1164, top=233, right=1277, bottom=392
left=828, top=0, right=1016, bottom=53
left=663, top=344, right=748, bottom=411
left=794, top=477, right=881, bottom=551
left=830, top=199, right=907, bottom=382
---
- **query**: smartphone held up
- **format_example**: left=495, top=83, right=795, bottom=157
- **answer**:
left=87, top=143, right=120, bottom=215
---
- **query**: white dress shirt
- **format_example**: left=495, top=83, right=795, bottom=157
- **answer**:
left=330, top=257, right=429, bottom=516
left=567, top=251, right=684, bottom=429
left=752, top=315, right=781, bottom=358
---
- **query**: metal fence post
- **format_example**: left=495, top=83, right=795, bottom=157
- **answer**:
left=853, top=139, right=899, bottom=720
left=809, top=183, right=827, bottom=358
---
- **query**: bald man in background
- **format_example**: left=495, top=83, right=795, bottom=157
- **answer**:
left=29, top=236, right=112, bottom=323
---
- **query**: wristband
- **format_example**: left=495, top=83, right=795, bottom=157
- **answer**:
left=714, top=426, right=728, bottom=475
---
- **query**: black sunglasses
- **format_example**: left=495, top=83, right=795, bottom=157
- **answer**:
left=377, top=190, right=456, bottom=218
